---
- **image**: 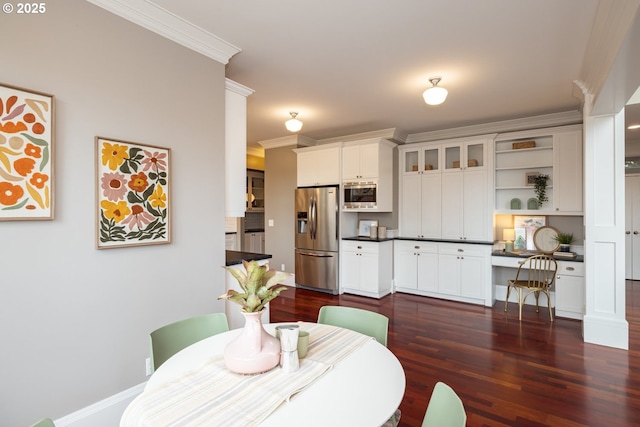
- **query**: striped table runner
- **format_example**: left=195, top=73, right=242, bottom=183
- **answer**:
left=120, top=323, right=372, bottom=427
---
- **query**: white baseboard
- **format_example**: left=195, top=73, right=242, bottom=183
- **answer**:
left=55, top=382, right=145, bottom=427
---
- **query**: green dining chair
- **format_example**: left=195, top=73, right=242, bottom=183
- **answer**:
left=421, top=382, right=467, bottom=427
left=317, top=305, right=389, bottom=347
left=150, top=312, right=229, bottom=371
left=318, top=305, right=396, bottom=424
left=30, top=418, right=55, bottom=427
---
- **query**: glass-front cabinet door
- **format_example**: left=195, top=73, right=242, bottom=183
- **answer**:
left=444, top=141, right=485, bottom=171
left=402, top=146, right=440, bottom=174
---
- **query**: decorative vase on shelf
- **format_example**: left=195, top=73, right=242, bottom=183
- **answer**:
left=559, top=244, right=571, bottom=253
left=224, top=309, right=280, bottom=374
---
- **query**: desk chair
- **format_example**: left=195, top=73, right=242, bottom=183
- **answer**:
left=504, top=254, right=557, bottom=321
left=421, top=382, right=467, bottom=427
left=31, top=418, right=55, bottom=427
left=150, top=312, right=229, bottom=371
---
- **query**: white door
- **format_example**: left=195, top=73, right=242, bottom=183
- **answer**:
left=625, top=175, right=640, bottom=279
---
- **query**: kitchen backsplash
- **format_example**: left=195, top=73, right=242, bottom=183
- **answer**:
left=245, top=211, right=264, bottom=231
left=225, top=217, right=238, bottom=233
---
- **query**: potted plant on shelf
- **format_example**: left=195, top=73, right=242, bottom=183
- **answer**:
left=534, top=174, right=549, bottom=207
left=553, top=232, right=574, bottom=252
left=218, top=260, right=290, bottom=374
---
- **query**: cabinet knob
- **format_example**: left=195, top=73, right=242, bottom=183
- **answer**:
left=635, top=231, right=639, bottom=235
left=566, top=266, right=575, bottom=271
left=414, top=246, right=420, bottom=249
left=357, top=245, right=362, bottom=249
left=457, top=249, right=464, bottom=252
left=627, top=231, right=631, bottom=234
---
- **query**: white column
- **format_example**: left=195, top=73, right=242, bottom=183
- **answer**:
left=583, top=103, right=629, bottom=349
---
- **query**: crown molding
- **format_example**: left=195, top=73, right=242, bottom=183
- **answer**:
left=225, top=79, right=254, bottom=97
left=405, top=111, right=583, bottom=144
left=86, top=0, right=241, bottom=64
left=317, top=128, right=407, bottom=144
left=257, top=135, right=317, bottom=150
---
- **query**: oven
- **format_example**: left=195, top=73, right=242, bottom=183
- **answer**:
left=343, top=181, right=377, bottom=209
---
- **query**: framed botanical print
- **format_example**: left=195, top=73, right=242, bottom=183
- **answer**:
left=96, top=137, right=171, bottom=249
left=0, top=83, right=54, bottom=220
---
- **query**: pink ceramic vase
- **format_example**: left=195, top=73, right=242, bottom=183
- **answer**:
left=224, top=309, right=280, bottom=374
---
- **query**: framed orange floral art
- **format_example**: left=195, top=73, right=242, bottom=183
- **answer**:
left=96, top=137, right=171, bottom=249
left=0, top=83, right=54, bottom=220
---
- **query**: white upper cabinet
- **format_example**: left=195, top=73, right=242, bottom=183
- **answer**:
left=341, top=138, right=395, bottom=212
left=399, top=145, right=441, bottom=238
left=399, top=136, right=493, bottom=242
left=342, top=141, right=384, bottom=180
left=553, top=129, right=583, bottom=214
left=225, top=79, right=254, bottom=217
left=294, top=143, right=342, bottom=187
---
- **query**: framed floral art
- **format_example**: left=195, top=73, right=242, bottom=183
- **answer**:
left=0, top=83, right=54, bottom=220
left=96, top=137, right=171, bottom=249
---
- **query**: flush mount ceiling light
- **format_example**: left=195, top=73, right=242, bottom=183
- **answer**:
left=423, top=77, right=448, bottom=105
left=285, top=112, right=303, bottom=132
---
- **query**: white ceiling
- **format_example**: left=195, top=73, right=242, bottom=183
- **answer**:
left=123, top=1, right=640, bottom=147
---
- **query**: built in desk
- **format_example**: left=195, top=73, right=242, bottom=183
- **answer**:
left=491, top=251, right=585, bottom=320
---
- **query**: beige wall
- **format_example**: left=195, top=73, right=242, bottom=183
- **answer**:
left=264, top=146, right=297, bottom=273
left=0, top=1, right=227, bottom=424
left=247, top=154, right=265, bottom=170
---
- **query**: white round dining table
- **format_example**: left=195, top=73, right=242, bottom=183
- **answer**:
left=142, top=322, right=406, bottom=427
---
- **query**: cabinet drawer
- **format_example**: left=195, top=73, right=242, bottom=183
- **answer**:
left=438, top=243, right=489, bottom=257
left=342, top=240, right=378, bottom=254
left=557, top=261, right=584, bottom=277
left=395, top=240, right=438, bottom=253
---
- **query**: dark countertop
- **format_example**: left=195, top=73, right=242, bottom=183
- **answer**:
left=492, top=250, right=584, bottom=263
left=342, top=236, right=494, bottom=245
left=342, top=236, right=395, bottom=242
left=395, top=237, right=493, bottom=245
left=225, top=250, right=272, bottom=266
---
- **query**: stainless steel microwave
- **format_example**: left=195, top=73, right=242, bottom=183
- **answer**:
left=343, top=181, right=377, bottom=209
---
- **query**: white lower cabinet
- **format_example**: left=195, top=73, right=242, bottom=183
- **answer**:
left=394, top=240, right=491, bottom=306
left=438, top=243, right=489, bottom=303
left=244, top=232, right=265, bottom=253
left=554, top=261, right=585, bottom=320
left=341, top=240, right=393, bottom=298
left=394, top=240, right=438, bottom=292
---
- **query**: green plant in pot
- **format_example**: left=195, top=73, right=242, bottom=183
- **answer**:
left=553, top=232, right=574, bottom=252
left=534, top=174, right=549, bottom=207
left=219, top=260, right=289, bottom=312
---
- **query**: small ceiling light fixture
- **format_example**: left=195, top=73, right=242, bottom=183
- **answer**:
left=423, top=77, right=448, bottom=105
left=285, top=112, right=303, bottom=132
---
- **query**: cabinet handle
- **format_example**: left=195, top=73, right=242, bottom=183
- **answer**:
left=627, top=231, right=631, bottom=234
left=566, top=267, right=575, bottom=271
left=457, top=249, right=464, bottom=252
left=635, top=231, right=639, bottom=235
left=357, top=246, right=362, bottom=249
left=414, top=246, right=420, bottom=249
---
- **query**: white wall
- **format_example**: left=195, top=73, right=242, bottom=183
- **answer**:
left=0, top=1, right=227, bottom=425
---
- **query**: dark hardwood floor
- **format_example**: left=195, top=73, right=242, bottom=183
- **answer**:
left=269, top=282, right=640, bottom=427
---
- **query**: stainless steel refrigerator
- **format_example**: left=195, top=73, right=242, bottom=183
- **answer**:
left=295, top=186, right=339, bottom=294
